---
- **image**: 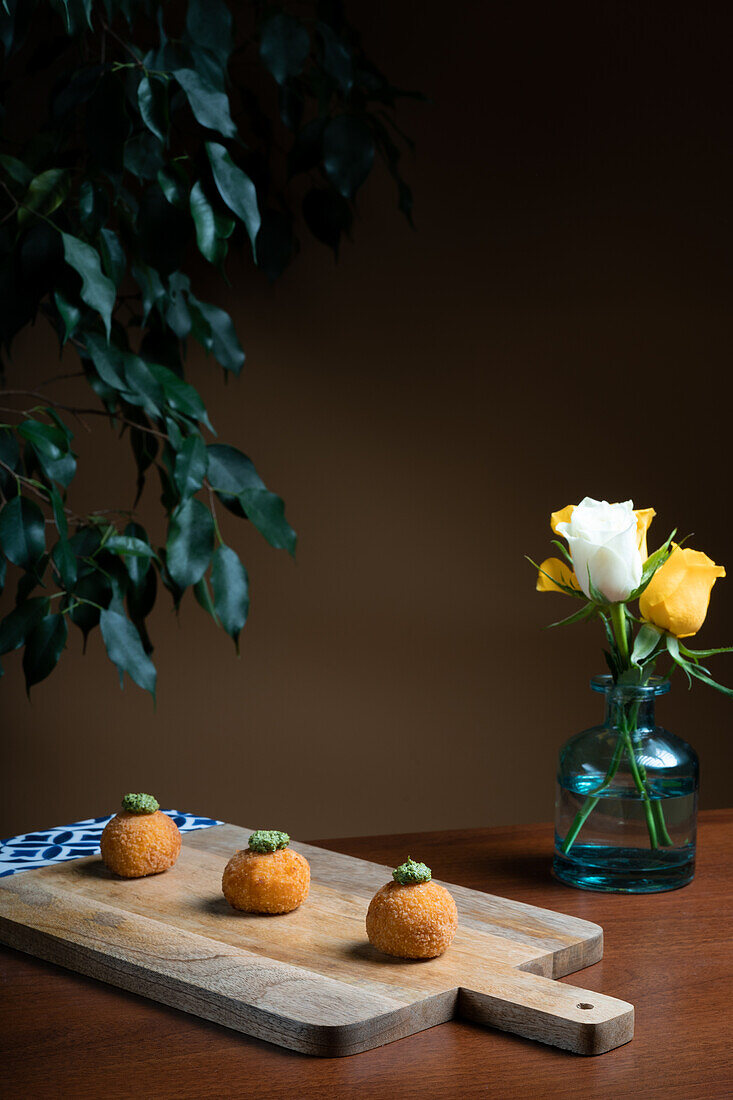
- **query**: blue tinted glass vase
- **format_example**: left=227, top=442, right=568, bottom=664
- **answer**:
left=553, top=676, right=698, bottom=893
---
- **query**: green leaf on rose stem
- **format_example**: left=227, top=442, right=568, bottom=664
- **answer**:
left=187, top=295, right=244, bottom=374
left=23, top=613, right=67, bottom=693
left=550, top=539, right=574, bottom=566
left=53, top=291, right=81, bottom=343
left=60, top=233, right=116, bottom=340
left=323, top=115, right=375, bottom=200
left=193, top=574, right=218, bottom=623
left=0, top=496, right=46, bottom=568
left=678, top=642, right=733, bottom=659
left=546, top=602, right=596, bottom=629
left=206, top=142, right=261, bottom=255
left=0, top=597, right=51, bottom=655
left=18, top=168, right=69, bottom=228
left=259, top=11, right=310, bottom=85
left=628, top=530, right=677, bottom=601
left=137, top=74, right=167, bottom=143
left=211, top=544, right=249, bottom=649
left=17, top=419, right=68, bottom=460
left=173, top=68, right=237, bottom=139
left=174, top=434, right=208, bottom=500
left=100, top=607, right=157, bottom=699
left=166, top=498, right=215, bottom=588
left=631, top=623, right=662, bottom=666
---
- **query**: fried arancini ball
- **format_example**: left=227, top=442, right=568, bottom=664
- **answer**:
left=222, top=830, right=310, bottom=914
left=100, top=794, right=181, bottom=878
left=366, top=858, right=458, bottom=959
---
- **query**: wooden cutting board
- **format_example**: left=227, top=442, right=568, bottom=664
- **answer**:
left=0, top=822, right=633, bottom=1056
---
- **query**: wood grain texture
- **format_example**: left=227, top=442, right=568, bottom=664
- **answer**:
left=0, top=822, right=632, bottom=1056
left=1, top=810, right=731, bottom=1100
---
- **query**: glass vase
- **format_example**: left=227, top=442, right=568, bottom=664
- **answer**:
left=553, top=676, right=698, bottom=893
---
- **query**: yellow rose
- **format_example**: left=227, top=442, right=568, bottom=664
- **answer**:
left=639, top=547, right=726, bottom=637
left=540, top=502, right=656, bottom=593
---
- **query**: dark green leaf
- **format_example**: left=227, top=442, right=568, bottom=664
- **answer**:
left=18, top=419, right=68, bottom=460
left=166, top=497, right=214, bottom=587
left=106, top=535, right=158, bottom=561
left=157, top=166, right=188, bottom=209
left=174, top=68, right=237, bottom=139
left=48, top=483, right=76, bottom=590
left=174, top=434, right=208, bottom=499
left=0, top=154, right=32, bottom=186
left=186, top=0, right=232, bottom=69
left=123, top=355, right=164, bottom=417
left=99, top=228, right=126, bottom=286
left=187, top=295, right=244, bottom=374
left=148, top=361, right=213, bottom=429
left=60, top=233, right=115, bottom=339
left=18, top=168, right=69, bottom=228
left=317, top=23, right=352, bottom=92
left=211, top=544, right=249, bottom=648
left=206, top=443, right=265, bottom=494
left=206, top=141, right=261, bottom=255
left=0, top=496, right=46, bottom=567
left=190, top=181, right=220, bottom=263
left=69, top=569, right=111, bottom=647
left=193, top=574, right=218, bottom=623
left=100, top=607, right=157, bottom=698
left=0, top=596, right=50, bottom=655
left=23, top=613, right=67, bottom=692
left=259, top=12, right=310, bottom=85
left=323, top=115, right=375, bottom=199
left=132, top=262, right=166, bottom=324
left=138, top=74, right=167, bottom=143
left=53, top=291, right=81, bottom=343
left=239, top=487, right=297, bottom=556
left=124, top=131, right=166, bottom=180
left=85, top=331, right=127, bottom=388
left=35, top=447, right=76, bottom=489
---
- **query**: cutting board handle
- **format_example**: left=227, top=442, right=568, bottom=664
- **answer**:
left=459, top=967, right=634, bottom=1054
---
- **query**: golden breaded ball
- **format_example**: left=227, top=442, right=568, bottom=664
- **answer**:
left=222, top=848, right=310, bottom=914
left=100, top=810, right=181, bottom=878
left=366, top=880, right=458, bottom=958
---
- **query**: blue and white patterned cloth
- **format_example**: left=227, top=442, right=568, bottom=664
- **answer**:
left=0, top=810, right=223, bottom=877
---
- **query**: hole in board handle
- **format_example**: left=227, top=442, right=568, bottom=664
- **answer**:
left=577, top=1002, right=594, bottom=1010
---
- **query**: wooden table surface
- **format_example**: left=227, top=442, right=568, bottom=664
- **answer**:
left=2, top=809, right=732, bottom=1099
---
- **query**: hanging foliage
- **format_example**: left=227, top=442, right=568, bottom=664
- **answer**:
left=0, top=0, right=419, bottom=698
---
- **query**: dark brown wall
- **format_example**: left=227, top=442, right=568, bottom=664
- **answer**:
left=3, top=2, right=733, bottom=838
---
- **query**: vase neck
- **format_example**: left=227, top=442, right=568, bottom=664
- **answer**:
left=603, top=687, right=656, bottom=733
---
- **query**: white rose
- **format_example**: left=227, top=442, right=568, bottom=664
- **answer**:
left=556, top=497, right=642, bottom=603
